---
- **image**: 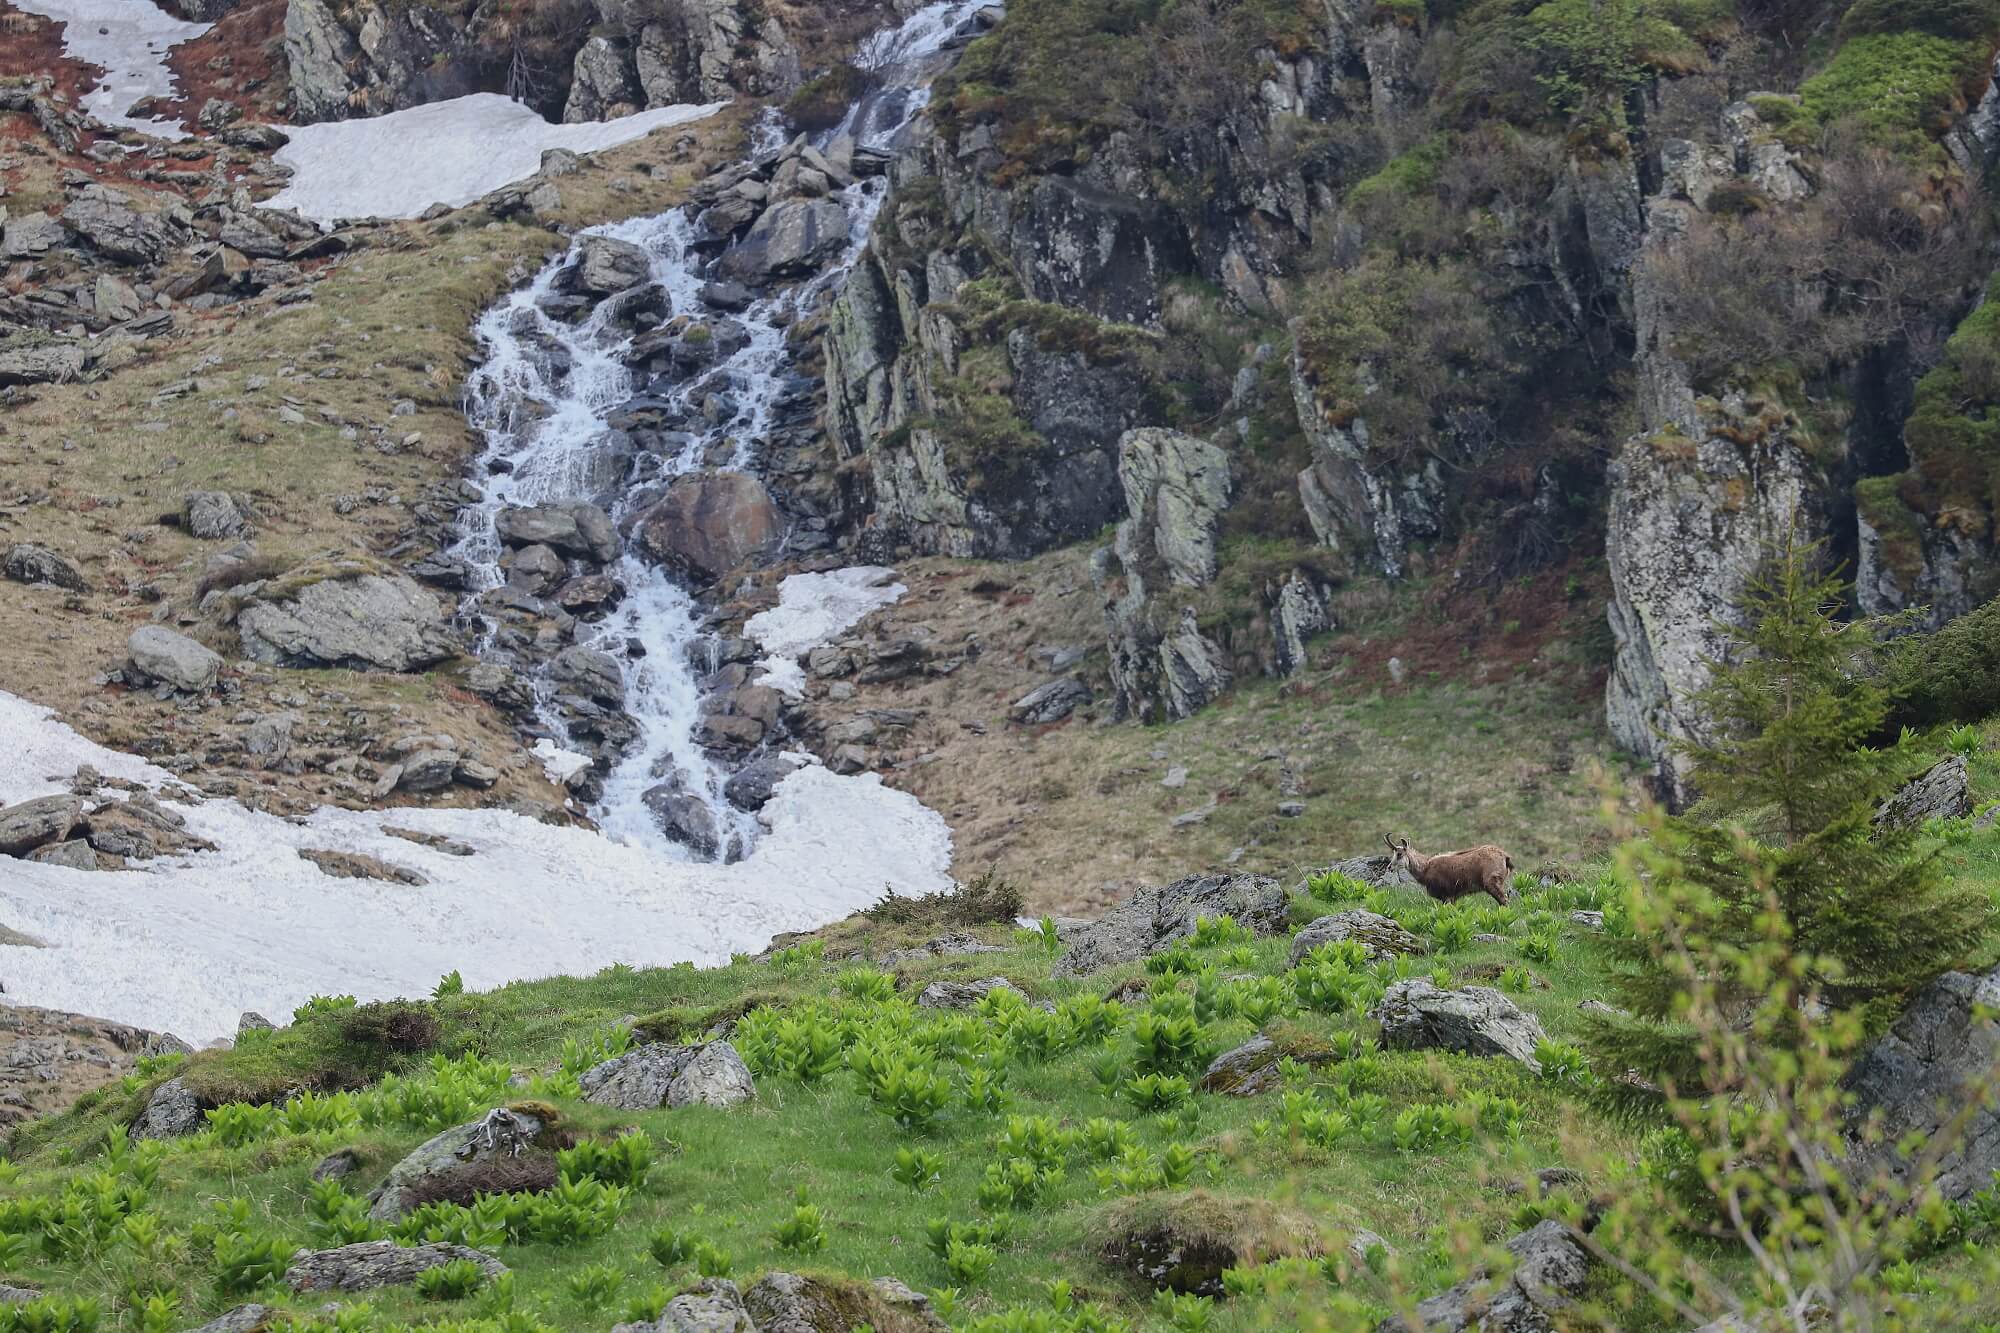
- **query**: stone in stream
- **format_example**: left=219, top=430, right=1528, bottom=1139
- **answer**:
left=642, top=783, right=723, bottom=857
left=632, top=471, right=783, bottom=586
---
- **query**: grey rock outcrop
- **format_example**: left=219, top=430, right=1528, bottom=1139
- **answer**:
left=187, top=1306, right=279, bottom=1333
left=1288, top=910, right=1425, bottom=966
left=1118, top=428, right=1233, bottom=588
left=1200, top=1035, right=1285, bottom=1096
left=742, top=1271, right=948, bottom=1332
left=238, top=570, right=458, bottom=672
left=62, top=187, right=176, bottom=265
left=1291, top=351, right=1440, bottom=579
left=613, top=1277, right=755, bottom=1332
left=1010, top=677, right=1090, bottom=724
left=916, top=977, right=1021, bottom=1009
left=0, top=343, right=88, bottom=386
left=286, top=1240, right=507, bottom=1293
left=494, top=503, right=618, bottom=563
left=716, top=198, right=851, bottom=284
left=0, top=795, right=83, bottom=857
left=129, top=1076, right=206, bottom=1140
left=1381, top=1220, right=1590, bottom=1332
left=368, top=1107, right=551, bottom=1219
left=1371, top=980, right=1548, bottom=1071
left=723, top=753, right=802, bottom=811
left=1875, top=756, right=1972, bottom=830
left=126, top=626, right=222, bottom=693
left=567, top=235, right=653, bottom=295
left=1054, top=871, right=1288, bottom=977
left=4, top=543, right=86, bottom=591
left=1843, top=961, right=2000, bottom=1202
left=183, top=491, right=247, bottom=540
left=1604, top=393, right=1823, bottom=807
left=579, top=1040, right=755, bottom=1110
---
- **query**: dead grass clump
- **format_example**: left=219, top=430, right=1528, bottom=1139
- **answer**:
left=866, top=868, right=1025, bottom=927
left=399, top=1151, right=559, bottom=1209
left=194, top=552, right=295, bottom=600
left=1099, top=1190, right=1323, bottom=1296
left=339, top=1001, right=441, bottom=1054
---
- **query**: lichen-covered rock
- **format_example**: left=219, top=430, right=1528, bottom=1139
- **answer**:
left=1875, top=756, right=1972, bottom=830
left=1843, top=961, right=2000, bottom=1202
left=1200, top=1035, right=1285, bottom=1096
left=61, top=186, right=175, bottom=265
left=0, top=795, right=83, bottom=857
left=1010, top=677, right=1090, bottom=724
left=129, top=1076, right=206, bottom=1140
left=1054, top=871, right=1288, bottom=978
left=286, top=1239, right=506, bottom=1293
left=368, top=1107, right=551, bottom=1219
left=183, top=491, right=247, bottom=540
left=717, top=198, right=851, bottom=284
left=238, top=569, right=459, bottom=672
left=614, top=1277, right=756, bottom=1332
left=127, top=626, right=222, bottom=693
left=187, top=1306, right=279, bottom=1333
left=1287, top=911, right=1425, bottom=967
left=4, top=543, right=86, bottom=591
left=916, top=977, right=1020, bottom=1009
left=1118, top=428, right=1233, bottom=588
left=1371, top=980, right=1548, bottom=1070
left=1604, top=391, right=1823, bottom=807
left=1380, top=1220, right=1590, bottom=1332
left=580, top=1040, right=755, bottom=1110
left=1290, top=345, right=1440, bottom=579
left=742, top=1271, right=949, bottom=1332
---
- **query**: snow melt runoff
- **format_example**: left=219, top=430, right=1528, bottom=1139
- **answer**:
left=0, top=690, right=952, bottom=1043
left=264, top=95, right=728, bottom=225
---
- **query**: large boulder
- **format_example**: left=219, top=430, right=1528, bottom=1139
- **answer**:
left=579, top=1040, right=755, bottom=1110
left=287, top=1240, right=506, bottom=1293
left=1288, top=911, right=1425, bottom=967
left=613, top=1278, right=755, bottom=1333
left=1875, top=755, right=1972, bottom=830
left=127, top=626, right=222, bottom=693
left=1118, top=427, right=1233, bottom=588
left=722, top=753, right=802, bottom=811
left=1371, top=980, right=1548, bottom=1071
left=238, top=569, right=458, bottom=672
left=494, top=503, right=618, bottom=564
left=633, top=472, right=782, bottom=585
left=1380, top=1220, right=1591, bottom=1332
left=128, top=1076, right=206, bottom=1140
left=1009, top=176, right=1190, bottom=326
left=3, top=543, right=86, bottom=591
left=0, top=795, right=84, bottom=857
left=742, top=1272, right=948, bottom=1332
left=566, top=235, right=653, bottom=295
left=1843, top=961, right=2000, bottom=1202
left=1200, top=1035, right=1286, bottom=1096
left=642, top=784, right=723, bottom=857
left=564, top=34, right=641, bottom=123
left=715, top=198, right=851, bottom=284
left=0, top=343, right=87, bottom=387
left=368, top=1107, right=552, bottom=1219
left=1053, top=871, right=1289, bottom=978
left=182, top=491, right=247, bottom=540
left=1010, top=677, right=1090, bottom=725
left=61, top=186, right=174, bottom=265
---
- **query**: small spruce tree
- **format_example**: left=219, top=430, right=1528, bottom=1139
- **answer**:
left=1587, top=532, right=1993, bottom=1113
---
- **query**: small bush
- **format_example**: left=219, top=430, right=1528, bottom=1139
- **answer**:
left=338, top=1001, right=441, bottom=1053
left=868, top=869, right=1024, bottom=927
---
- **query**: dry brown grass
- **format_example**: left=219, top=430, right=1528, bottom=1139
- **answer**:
left=0, top=109, right=746, bottom=817
left=774, top=548, right=1629, bottom=916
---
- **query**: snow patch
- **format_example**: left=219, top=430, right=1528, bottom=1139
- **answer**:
left=0, top=691, right=951, bottom=1042
left=530, top=739, right=593, bottom=785
left=746, top=566, right=906, bottom=658
left=264, top=95, right=727, bottom=224
left=752, top=655, right=808, bottom=700
left=12, top=0, right=210, bottom=139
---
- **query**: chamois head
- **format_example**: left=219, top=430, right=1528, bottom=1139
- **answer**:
left=1385, top=833, right=1411, bottom=873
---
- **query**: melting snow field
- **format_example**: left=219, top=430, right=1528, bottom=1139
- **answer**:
left=12, top=0, right=210, bottom=138
left=748, top=567, right=907, bottom=697
left=265, top=95, right=728, bottom=224
left=0, top=690, right=952, bottom=1043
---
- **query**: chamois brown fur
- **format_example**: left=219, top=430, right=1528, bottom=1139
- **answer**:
left=1385, top=835, right=1514, bottom=907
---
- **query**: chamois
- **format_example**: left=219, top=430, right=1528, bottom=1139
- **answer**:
left=1384, top=835, right=1514, bottom=907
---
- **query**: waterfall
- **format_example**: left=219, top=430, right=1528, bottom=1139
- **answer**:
left=454, top=0, right=988, bottom=862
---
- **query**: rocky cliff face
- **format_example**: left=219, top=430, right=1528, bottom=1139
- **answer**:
left=282, top=0, right=817, bottom=124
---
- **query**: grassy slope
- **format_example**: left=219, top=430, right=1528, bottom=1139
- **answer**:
left=6, top=722, right=1996, bottom=1332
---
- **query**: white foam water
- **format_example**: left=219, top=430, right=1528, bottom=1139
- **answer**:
left=455, top=0, right=989, bottom=862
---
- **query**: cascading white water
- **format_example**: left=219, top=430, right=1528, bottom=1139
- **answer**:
left=455, top=0, right=988, bottom=861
